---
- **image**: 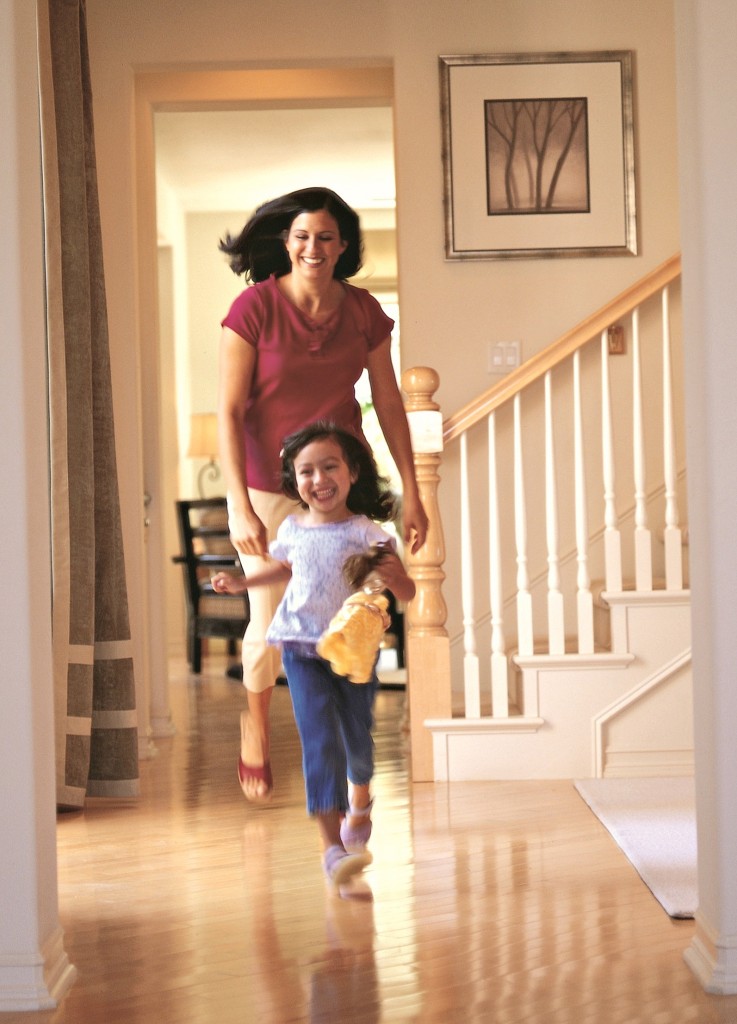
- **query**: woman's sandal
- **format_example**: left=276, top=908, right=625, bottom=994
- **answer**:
left=340, top=798, right=373, bottom=851
left=238, top=711, right=273, bottom=803
left=323, top=844, right=372, bottom=890
left=237, top=756, right=273, bottom=803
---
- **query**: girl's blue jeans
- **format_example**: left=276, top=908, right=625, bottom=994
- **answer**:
left=282, top=647, right=378, bottom=816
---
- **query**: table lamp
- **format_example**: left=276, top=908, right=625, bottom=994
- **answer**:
left=187, top=412, right=220, bottom=497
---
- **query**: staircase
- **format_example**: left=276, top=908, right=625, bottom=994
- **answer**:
left=402, top=255, right=691, bottom=782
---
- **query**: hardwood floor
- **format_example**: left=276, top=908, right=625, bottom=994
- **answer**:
left=9, top=655, right=737, bottom=1023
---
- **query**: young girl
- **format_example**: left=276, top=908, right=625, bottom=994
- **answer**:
left=212, top=422, right=415, bottom=889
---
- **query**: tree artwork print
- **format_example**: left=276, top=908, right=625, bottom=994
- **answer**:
left=485, top=97, right=590, bottom=215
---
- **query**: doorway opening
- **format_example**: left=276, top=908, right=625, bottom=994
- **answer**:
left=137, top=68, right=398, bottom=662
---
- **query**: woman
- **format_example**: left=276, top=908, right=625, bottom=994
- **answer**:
left=218, top=187, right=427, bottom=802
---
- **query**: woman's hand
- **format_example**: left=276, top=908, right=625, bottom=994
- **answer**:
left=377, top=551, right=416, bottom=603
left=227, top=505, right=268, bottom=557
left=401, top=488, right=429, bottom=555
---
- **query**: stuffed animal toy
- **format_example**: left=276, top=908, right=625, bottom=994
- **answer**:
left=317, top=546, right=393, bottom=684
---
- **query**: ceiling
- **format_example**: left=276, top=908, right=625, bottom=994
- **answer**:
left=154, top=106, right=397, bottom=227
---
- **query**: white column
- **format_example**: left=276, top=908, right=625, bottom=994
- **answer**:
left=601, top=331, right=623, bottom=593
left=459, top=433, right=480, bottom=718
left=513, top=395, right=533, bottom=656
left=0, top=0, right=76, bottom=1009
left=631, top=308, right=653, bottom=591
left=573, top=351, right=594, bottom=653
left=488, top=413, right=508, bottom=716
left=544, top=372, right=565, bottom=654
left=676, top=0, right=737, bottom=995
left=661, top=286, right=683, bottom=590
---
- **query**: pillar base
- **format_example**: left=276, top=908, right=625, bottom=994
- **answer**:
left=0, top=927, right=76, bottom=1011
left=684, top=912, right=737, bottom=995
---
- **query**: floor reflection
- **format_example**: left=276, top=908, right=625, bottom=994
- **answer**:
left=308, top=893, right=379, bottom=1024
left=36, top=657, right=737, bottom=1024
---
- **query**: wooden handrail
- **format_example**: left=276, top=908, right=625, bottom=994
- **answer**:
left=443, top=254, right=682, bottom=444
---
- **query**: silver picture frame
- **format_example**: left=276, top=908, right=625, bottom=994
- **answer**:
left=439, top=51, right=637, bottom=260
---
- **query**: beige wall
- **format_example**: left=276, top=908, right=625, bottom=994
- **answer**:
left=84, top=0, right=680, bottom=681
left=388, top=1, right=679, bottom=415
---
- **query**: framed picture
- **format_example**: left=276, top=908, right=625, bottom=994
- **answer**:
left=439, top=51, right=637, bottom=260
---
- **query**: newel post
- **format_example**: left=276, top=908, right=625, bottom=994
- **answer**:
left=401, top=367, right=452, bottom=782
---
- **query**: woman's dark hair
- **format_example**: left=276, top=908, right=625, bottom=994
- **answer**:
left=279, top=422, right=396, bottom=523
left=219, top=187, right=363, bottom=282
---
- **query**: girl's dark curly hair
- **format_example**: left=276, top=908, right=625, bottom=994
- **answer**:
left=218, top=187, right=363, bottom=283
left=279, top=422, right=396, bottom=523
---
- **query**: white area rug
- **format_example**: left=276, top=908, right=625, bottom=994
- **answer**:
left=574, top=776, right=697, bottom=918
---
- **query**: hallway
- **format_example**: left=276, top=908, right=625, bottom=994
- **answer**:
left=9, top=656, right=737, bottom=1024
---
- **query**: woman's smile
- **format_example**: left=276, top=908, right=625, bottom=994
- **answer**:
left=285, top=211, right=347, bottom=280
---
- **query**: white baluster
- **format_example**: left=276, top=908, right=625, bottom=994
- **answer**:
left=488, top=412, right=509, bottom=716
left=632, top=308, right=653, bottom=590
left=574, top=351, right=594, bottom=653
left=514, top=395, right=533, bottom=656
left=460, top=432, right=480, bottom=717
left=601, top=330, right=623, bottom=592
left=545, top=371, right=565, bottom=654
left=662, top=286, right=683, bottom=590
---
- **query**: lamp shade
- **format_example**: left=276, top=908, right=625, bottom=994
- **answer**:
left=187, top=413, right=219, bottom=460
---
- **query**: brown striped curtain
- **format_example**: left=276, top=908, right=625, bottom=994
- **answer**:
left=38, top=0, right=139, bottom=809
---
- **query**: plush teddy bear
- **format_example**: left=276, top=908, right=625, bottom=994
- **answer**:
left=316, top=546, right=393, bottom=684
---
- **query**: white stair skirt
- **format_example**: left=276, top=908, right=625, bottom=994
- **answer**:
left=426, top=591, right=692, bottom=782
